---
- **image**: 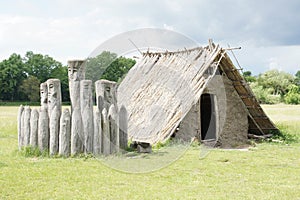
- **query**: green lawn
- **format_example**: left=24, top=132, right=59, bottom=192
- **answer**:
left=0, top=105, right=299, bottom=199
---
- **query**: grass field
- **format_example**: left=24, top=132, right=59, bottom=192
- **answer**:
left=0, top=105, right=299, bottom=199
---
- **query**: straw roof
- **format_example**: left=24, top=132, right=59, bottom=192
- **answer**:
left=118, top=43, right=277, bottom=144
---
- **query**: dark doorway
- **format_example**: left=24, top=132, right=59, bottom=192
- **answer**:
left=200, top=94, right=216, bottom=140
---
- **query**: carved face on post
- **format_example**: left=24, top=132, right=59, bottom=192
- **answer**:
left=48, top=82, right=57, bottom=102
left=68, top=60, right=86, bottom=110
left=40, top=82, right=48, bottom=107
left=47, top=79, right=62, bottom=113
left=95, top=80, right=117, bottom=111
left=68, top=60, right=85, bottom=82
left=104, top=85, right=113, bottom=104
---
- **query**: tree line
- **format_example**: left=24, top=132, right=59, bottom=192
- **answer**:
left=0, top=50, right=298, bottom=104
left=0, top=51, right=135, bottom=102
left=243, top=69, right=300, bottom=104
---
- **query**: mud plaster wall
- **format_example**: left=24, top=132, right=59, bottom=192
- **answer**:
left=175, top=73, right=248, bottom=147
left=174, top=100, right=201, bottom=142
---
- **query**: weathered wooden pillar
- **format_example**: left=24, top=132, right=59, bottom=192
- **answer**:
left=38, top=82, right=49, bottom=152
left=68, top=60, right=85, bottom=155
left=95, top=80, right=118, bottom=112
left=68, top=60, right=86, bottom=107
left=80, top=80, right=94, bottom=154
left=40, top=82, right=48, bottom=110
left=18, top=105, right=24, bottom=150
left=47, top=79, right=62, bottom=117
left=59, top=108, right=71, bottom=157
left=93, top=107, right=102, bottom=155
left=70, top=82, right=83, bottom=155
left=30, top=109, right=39, bottom=147
left=119, top=105, right=128, bottom=151
left=102, top=108, right=110, bottom=155
left=108, top=104, right=119, bottom=154
left=47, top=79, right=62, bottom=155
left=21, top=111, right=25, bottom=147
left=23, top=106, right=31, bottom=147
left=38, top=107, right=49, bottom=151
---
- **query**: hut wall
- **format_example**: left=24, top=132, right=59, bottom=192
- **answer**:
left=208, top=74, right=248, bottom=147
left=175, top=73, right=248, bottom=147
left=173, top=101, right=201, bottom=142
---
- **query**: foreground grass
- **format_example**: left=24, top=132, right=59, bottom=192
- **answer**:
left=0, top=105, right=300, bottom=199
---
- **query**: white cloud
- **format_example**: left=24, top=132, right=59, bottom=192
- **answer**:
left=268, top=57, right=280, bottom=70
left=232, top=43, right=300, bottom=75
left=0, top=0, right=299, bottom=74
left=163, top=24, right=174, bottom=31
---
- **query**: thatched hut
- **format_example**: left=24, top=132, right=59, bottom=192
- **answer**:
left=118, top=41, right=277, bottom=148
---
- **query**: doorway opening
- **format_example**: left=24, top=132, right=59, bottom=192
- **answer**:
left=200, top=94, right=216, bottom=140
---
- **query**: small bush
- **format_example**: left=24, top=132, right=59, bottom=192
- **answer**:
left=250, top=83, right=281, bottom=104
left=284, top=85, right=300, bottom=104
left=269, top=124, right=299, bottom=144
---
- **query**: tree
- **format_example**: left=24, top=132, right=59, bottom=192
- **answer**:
left=243, top=71, right=256, bottom=83
left=295, top=70, right=300, bottom=87
left=0, top=51, right=69, bottom=102
left=257, top=69, right=294, bottom=97
left=24, top=51, right=63, bottom=83
left=86, top=51, right=118, bottom=83
left=250, top=82, right=280, bottom=104
left=101, top=56, right=136, bottom=82
left=284, top=84, right=300, bottom=104
left=0, top=53, right=27, bottom=100
left=19, top=76, right=40, bottom=102
left=86, top=51, right=136, bottom=83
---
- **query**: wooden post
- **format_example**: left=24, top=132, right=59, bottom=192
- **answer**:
left=30, top=109, right=39, bottom=147
left=70, top=82, right=83, bottom=155
left=59, top=109, right=71, bottom=157
left=47, top=79, right=62, bottom=155
left=40, top=82, right=48, bottom=110
left=93, top=107, right=102, bottom=155
left=102, top=108, right=110, bottom=155
left=38, top=107, right=49, bottom=152
left=119, top=105, right=128, bottom=151
left=68, top=60, right=85, bottom=155
left=95, top=80, right=118, bottom=112
left=108, top=104, right=119, bottom=154
left=68, top=60, right=86, bottom=107
left=17, top=105, right=24, bottom=150
left=23, top=106, right=31, bottom=147
left=80, top=80, right=94, bottom=154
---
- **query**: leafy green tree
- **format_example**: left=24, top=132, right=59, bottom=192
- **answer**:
left=284, top=84, right=300, bottom=104
left=101, top=56, right=136, bottom=82
left=0, top=53, right=27, bottom=100
left=86, top=51, right=136, bottom=83
left=257, top=69, right=294, bottom=97
left=86, top=51, right=118, bottom=83
left=24, top=51, right=63, bottom=83
left=295, top=70, right=300, bottom=87
left=243, top=71, right=256, bottom=83
left=250, top=82, right=280, bottom=104
left=0, top=51, right=69, bottom=102
left=19, top=76, right=41, bottom=102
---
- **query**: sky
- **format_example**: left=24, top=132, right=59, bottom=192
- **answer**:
left=0, top=0, right=299, bottom=75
